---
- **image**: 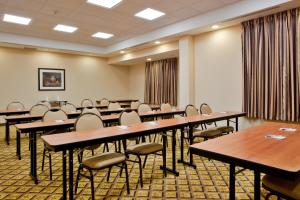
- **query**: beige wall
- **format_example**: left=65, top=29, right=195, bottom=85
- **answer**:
left=128, top=64, right=145, bottom=102
left=0, top=47, right=129, bottom=109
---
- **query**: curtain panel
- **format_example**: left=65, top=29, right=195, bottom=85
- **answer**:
left=144, top=58, right=177, bottom=106
left=242, top=8, right=300, bottom=121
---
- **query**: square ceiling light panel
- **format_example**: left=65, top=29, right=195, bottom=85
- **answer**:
left=87, top=0, right=122, bottom=9
left=135, top=8, right=165, bottom=20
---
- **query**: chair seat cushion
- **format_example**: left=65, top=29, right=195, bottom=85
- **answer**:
left=217, top=126, right=234, bottom=133
left=262, top=175, right=300, bottom=199
left=82, top=152, right=125, bottom=170
left=193, top=127, right=222, bottom=138
left=126, top=142, right=163, bottom=155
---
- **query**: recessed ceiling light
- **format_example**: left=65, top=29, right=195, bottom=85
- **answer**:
left=212, top=25, right=219, bottom=29
left=87, top=0, right=122, bottom=9
left=3, top=14, right=31, bottom=25
left=154, top=41, right=161, bottom=44
left=54, top=24, right=78, bottom=33
left=120, top=50, right=125, bottom=54
left=147, top=58, right=152, bottom=61
left=135, top=8, right=165, bottom=21
left=92, top=32, right=114, bottom=39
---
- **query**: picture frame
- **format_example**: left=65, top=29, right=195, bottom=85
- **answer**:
left=38, top=68, right=65, bottom=91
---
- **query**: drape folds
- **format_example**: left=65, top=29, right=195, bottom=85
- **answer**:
left=242, top=8, right=300, bottom=121
left=144, top=58, right=177, bottom=106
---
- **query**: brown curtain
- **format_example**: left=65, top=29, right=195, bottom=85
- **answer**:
left=242, top=8, right=300, bottom=121
left=144, top=58, right=177, bottom=106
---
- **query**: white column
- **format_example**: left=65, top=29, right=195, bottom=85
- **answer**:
left=178, top=36, right=195, bottom=108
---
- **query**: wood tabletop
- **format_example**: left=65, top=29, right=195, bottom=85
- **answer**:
left=186, top=111, right=246, bottom=124
left=42, top=117, right=188, bottom=151
left=190, top=122, right=300, bottom=177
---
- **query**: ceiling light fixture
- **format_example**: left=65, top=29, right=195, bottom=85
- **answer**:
left=147, top=58, right=152, bottom=61
left=154, top=41, right=161, bottom=44
left=212, top=25, right=219, bottom=29
left=87, top=0, right=122, bottom=9
left=3, top=14, right=31, bottom=25
left=92, top=32, right=114, bottom=39
left=135, top=8, right=165, bottom=21
left=120, top=50, right=125, bottom=54
left=54, top=24, right=78, bottom=33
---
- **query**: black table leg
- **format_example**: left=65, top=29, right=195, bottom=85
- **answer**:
left=161, top=131, right=167, bottom=177
left=178, top=126, right=196, bottom=168
left=254, top=171, right=261, bottom=200
left=5, top=122, right=10, bottom=145
left=69, top=149, right=74, bottom=200
left=227, top=119, right=230, bottom=127
left=62, top=150, right=67, bottom=200
left=32, top=131, right=38, bottom=184
left=16, top=130, right=21, bottom=160
left=178, top=128, right=184, bottom=163
left=229, top=164, right=235, bottom=200
left=29, top=132, right=33, bottom=177
left=235, top=117, right=239, bottom=131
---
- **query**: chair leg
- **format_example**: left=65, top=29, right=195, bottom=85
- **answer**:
left=124, top=162, right=130, bottom=194
left=143, top=155, right=148, bottom=168
left=137, top=155, right=143, bottom=187
left=42, top=148, right=46, bottom=171
left=107, top=167, right=112, bottom=182
left=89, top=169, right=95, bottom=200
left=49, top=152, right=52, bottom=180
left=75, top=165, right=82, bottom=194
left=91, top=150, right=94, bottom=156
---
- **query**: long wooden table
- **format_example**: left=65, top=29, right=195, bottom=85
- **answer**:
left=179, top=111, right=246, bottom=167
left=190, top=122, right=300, bottom=200
left=42, top=117, right=188, bottom=200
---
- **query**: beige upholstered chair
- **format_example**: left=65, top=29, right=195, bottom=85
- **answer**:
left=81, top=107, right=101, bottom=116
left=130, top=101, right=140, bottom=110
left=120, top=111, right=163, bottom=187
left=61, top=103, right=77, bottom=113
left=185, top=104, right=222, bottom=141
left=7, top=101, right=25, bottom=110
left=74, top=113, right=129, bottom=199
left=81, top=99, right=94, bottom=107
left=262, top=175, right=300, bottom=200
left=200, top=103, right=234, bottom=134
left=137, top=103, right=152, bottom=114
left=99, top=98, right=110, bottom=107
left=30, top=104, right=49, bottom=116
left=39, top=101, right=51, bottom=108
left=42, top=109, right=68, bottom=180
left=108, top=102, right=121, bottom=110
left=160, top=103, right=173, bottom=119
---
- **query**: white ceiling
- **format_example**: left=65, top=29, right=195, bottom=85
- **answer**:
left=0, top=0, right=240, bottom=46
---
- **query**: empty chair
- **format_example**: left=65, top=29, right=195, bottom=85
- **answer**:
left=81, top=107, right=101, bottom=116
left=137, top=103, right=152, bottom=114
left=99, top=98, right=110, bottom=107
left=108, top=102, right=121, bottom=110
left=39, top=101, right=51, bottom=108
left=61, top=103, right=77, bottom=113
left=262, top=174, right=300, bottom=199
left=74, top=113, right=129, bottom=199
left=81, top=99, right=94, bottom=107
left=30, top=104, right=49, bottom=116
left=120, top=111, right=163, bottom=187
left=160, top=103, right=173, bottom=119
left=200, top=103, right=234, bottom=134
left=185, top=104, right=222, bottom=141
left=7, top=101, right=25, bottom=110
left=130, top=101, right=140, bottom=110
left=42, top=109, right=68, bottom=180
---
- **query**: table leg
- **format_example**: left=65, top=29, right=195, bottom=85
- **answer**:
left=69, top=149, right=74, bottom=200
left=62, top=150, right=67, bottom=200
left=178, top=126, right=196, bottom=168
left=29, top=132, right=33, bottom=177
left=178, top=128, right=184, bottom=163
left=254, top=171, right=261, bottom=200
left=235, top=117, right=239, bottom=131
left=229, top=164, right=235, bottom=200
left=5, top=122, right=10, bottom=145
left=32, top=131, right=38, bottom=184
left=16, top=130, right=21, bottom=160
left=227, top=119, right=230, bottom=127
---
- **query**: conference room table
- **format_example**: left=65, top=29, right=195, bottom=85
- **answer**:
left=190, top=122, right=300, bottom=200
left=15, top=109, right=185, bottom=184
left=42, top=117, right=188, bottom=200
left=178, top=111, right=246, bottom=167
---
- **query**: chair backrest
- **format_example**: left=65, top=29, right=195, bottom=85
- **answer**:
left=30, top=104, right=49, bottom=116
left=99, top=98, right=110, bottom=106
left=81, top=99, right=93, bottom=107
left=7, top=101, right=25, bottom=110
left=39, top=101, right=51, bottom=108
left=43, top=110, right=68, bottom=122
left=81, top=107, right=101, bottom=116
left=108, top=102, right=121, bottom=110
left=185, top=104, right=198, bottom=117
left=75, top=113, right=104, bottom=132
left=61, top=103, right=77, bottom=113
left=119, top=111, right=141, bottom=125
left=137, top=103, right=152, bottom=114
left=161, top=103, right=172, bottom=112
left=130, top=101, right=140, bottom=110
left=200, top=103, right=213, bottom=114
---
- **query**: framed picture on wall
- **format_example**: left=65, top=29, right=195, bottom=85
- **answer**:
left=38, top=68, right=65, bottom=91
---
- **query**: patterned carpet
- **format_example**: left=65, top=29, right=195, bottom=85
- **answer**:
left=0, top=126, right=274, bottom=200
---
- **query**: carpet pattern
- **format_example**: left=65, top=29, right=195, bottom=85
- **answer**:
left=0, top=126, right=275, bottom=200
